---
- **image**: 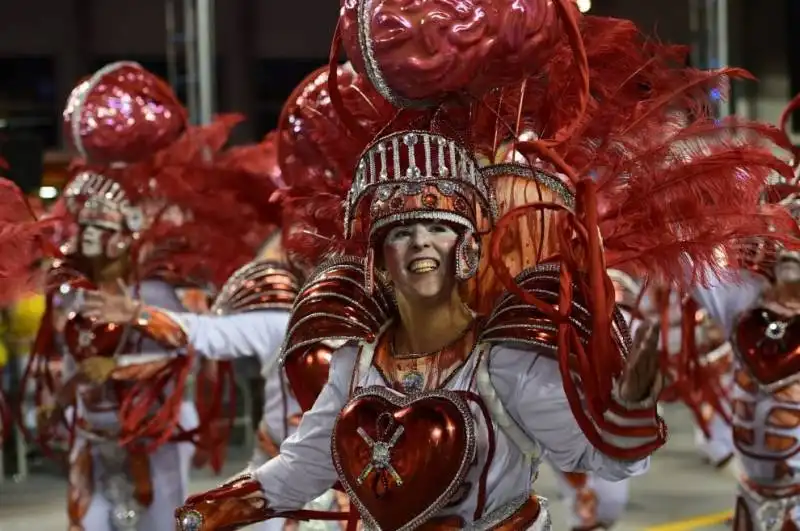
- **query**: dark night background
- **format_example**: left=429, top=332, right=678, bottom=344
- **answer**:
left=0, top=0, right=796, bottom=192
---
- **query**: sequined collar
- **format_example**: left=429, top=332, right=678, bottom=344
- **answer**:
left=372, top=320, right=480, bottom=393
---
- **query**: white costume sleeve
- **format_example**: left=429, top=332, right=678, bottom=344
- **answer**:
left=134, top=280, right=188, bottom=356
left=253, top=347, right=356, bottom=511
left=163, top=310, right=290, bottom=364
left=692, top=270, right=766, bottom=336
left=489, top=346, right=650, bottom=481
left=60, top=351, right=77, bottom=383
left=138, top=279, right=186, bottom=312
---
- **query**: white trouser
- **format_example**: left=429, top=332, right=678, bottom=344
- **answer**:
left=75, top=438, right=195, bottom=531
left=550, top=460, right=630, bottom=529
left=693, top=412, right=734, bottom=466
left=76, top=402, right=198, bottom=531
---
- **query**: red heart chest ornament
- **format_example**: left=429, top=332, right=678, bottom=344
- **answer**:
left=63, top=316, right=127, bottom=363
left=59, top=281, right=129, bottom=363
left=733, top=308, right=800, bottom=389
left=332, top=386, right=476, bottom=530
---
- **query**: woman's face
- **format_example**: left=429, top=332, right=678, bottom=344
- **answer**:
left=79, top=224, right=109, bottom=258
left=381, top=221, right=459, bottom=303
left=775, top=250, right=800, bottom=286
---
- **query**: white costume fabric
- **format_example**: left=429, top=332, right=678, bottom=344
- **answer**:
left=253, top=344, right=649, bottom=529
left=164, top=309, right=341, bottom=531
left=64, top=280, right=198, bottom=531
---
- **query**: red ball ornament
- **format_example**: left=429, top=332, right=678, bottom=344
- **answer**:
left=63, top=62, right=187, bottom=165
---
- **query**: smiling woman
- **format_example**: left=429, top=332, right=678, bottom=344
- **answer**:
left=382, top=222, right=459, bottom=300
left=174, top=125, right=666, bottom=531
left=173, top=0, right=798, bottom=529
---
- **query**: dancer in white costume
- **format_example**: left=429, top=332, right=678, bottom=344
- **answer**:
left=0, top=61, right=272, bottom=531
left=41, top=63, right=202, bottom=531
left=173, top=1, right=798, bottom=528
left=81, top=241, right=343, bottom=531
left=78, top=126, right=347, bottom=531
left=693, top=262, right=800, bottom=530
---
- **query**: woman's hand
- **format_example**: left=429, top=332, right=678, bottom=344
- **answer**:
left=175, top=476, right=273, bottom=531
left=618, top=321, right=663, bottom=403
left=80, top=281, right=140, bottom=324
left=79, top=357, right=117, bottom=384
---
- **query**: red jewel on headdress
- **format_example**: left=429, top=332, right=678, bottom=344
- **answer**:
left=453, top=197, right=468, bottom=213
left=390, top=196, right=404, bottom=211
left=422, top=194, right=438, bottom=208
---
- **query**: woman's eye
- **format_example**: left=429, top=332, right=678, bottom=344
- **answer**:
left=429, top=224, right=448, bottom=233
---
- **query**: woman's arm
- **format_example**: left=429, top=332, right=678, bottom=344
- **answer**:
left=490, top=346, right=658, bottom=481
left=175, top=347, right=357, bottom=530
left=79, top=281, right=291, bottom=363
left=252, top=347, right=352, bottom=509
left=146, top=310, right=290, bottom=363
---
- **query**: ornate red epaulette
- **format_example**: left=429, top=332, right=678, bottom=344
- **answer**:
left=480, top=263, right=632, bottom=362
left=279, top=256, right=394, bottom=410
left=210, top=260, right=300, bottom=315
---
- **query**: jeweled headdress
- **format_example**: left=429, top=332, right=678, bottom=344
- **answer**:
left=344, top=131, right=496, bottom=242
left=271, top=0, right=800, bottom=462
left=63, top=171, right=144, bottom=235
left=63, top=61, right=186, bottom=166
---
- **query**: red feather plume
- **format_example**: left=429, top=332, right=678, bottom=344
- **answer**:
left=0, top=179, right=66, bottom=304
left=277, top=8, right=800, bottom=460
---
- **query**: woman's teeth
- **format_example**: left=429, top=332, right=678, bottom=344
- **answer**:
left=408, top=258, right=439, bottom=274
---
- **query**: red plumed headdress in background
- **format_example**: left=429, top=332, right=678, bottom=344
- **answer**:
left=0, top=61, right=285, bottom=302
left=63, top=61, right=187, bottom=165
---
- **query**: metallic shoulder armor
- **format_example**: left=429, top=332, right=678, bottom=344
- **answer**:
left=480, top=263, right=633, bottom=360
left=210, top=260, right=300, bottom=315
left=279, top=255, right=394, bottom=365
left=279, top=255, right=394, bottom=411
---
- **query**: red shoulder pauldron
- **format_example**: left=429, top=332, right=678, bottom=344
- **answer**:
left=211, top=260, right=300, bottom=315
left=280, top=256, right=394, bottom=410
left=480, top=264, right=632, bottom=364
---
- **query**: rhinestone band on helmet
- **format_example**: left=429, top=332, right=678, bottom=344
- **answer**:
left=344, top=131, right=497, bottom=241
left=63, top=171, right=144, bottom=234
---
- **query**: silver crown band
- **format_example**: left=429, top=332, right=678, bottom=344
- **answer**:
left=64, top=171, right=130, bottom=213
left=64, top=171, right=144, bottom=233
left=344, top=131, right=497, bottom=238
